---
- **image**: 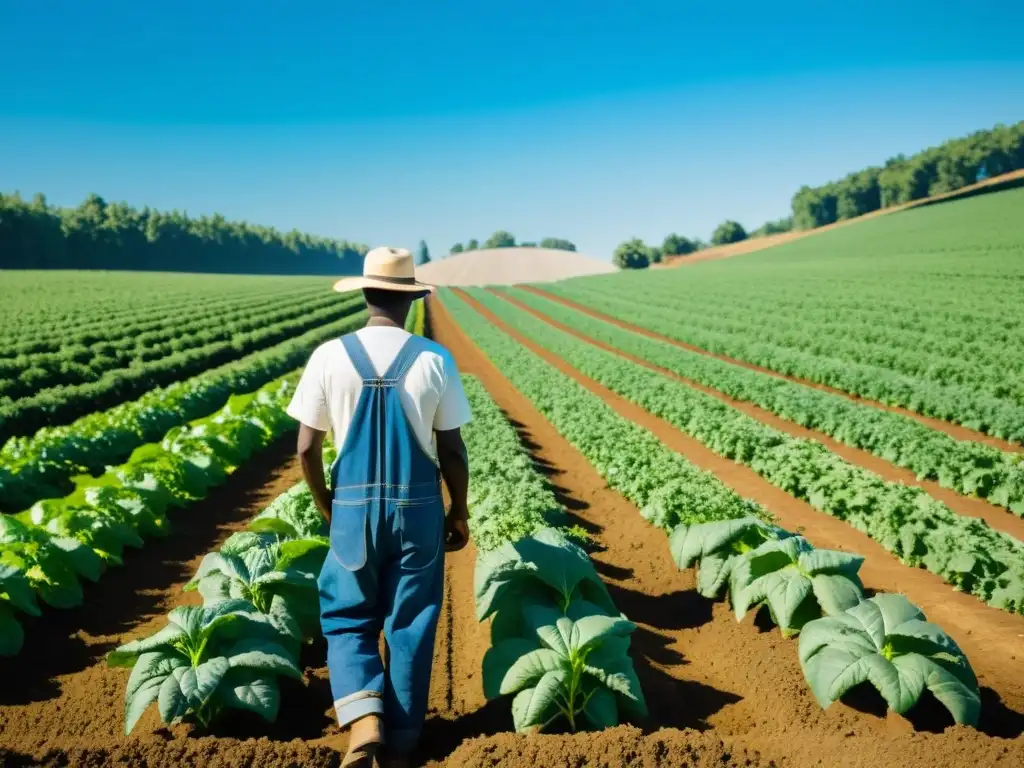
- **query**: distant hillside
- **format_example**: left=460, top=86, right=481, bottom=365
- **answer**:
left=418, top=247, right=616, bottom=286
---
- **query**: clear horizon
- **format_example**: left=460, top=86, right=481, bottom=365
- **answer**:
left=1, top=2, right=1022, bottom=261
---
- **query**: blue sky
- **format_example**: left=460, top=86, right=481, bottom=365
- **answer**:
left=1, top=1, right=1022, bottom=260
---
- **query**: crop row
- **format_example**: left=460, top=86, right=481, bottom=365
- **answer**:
left=0, top=372, right=301, bottom=658
left=0, top=288, right=350, bottom=399
left=0, top=295, right=365, bottom=443
left=109, top=471, right=333, bottom=733
left=611, top=285, right=1024, bottom=404
left=441, top=290, right=983, bottom=726
left=1, top=273, right=329, bottom=350
left=466, top=289, right=1024, bottom=615
left=1, top=281, right=330, bottom=357
left=586, top=282, right=1024, bottom=387
left=0, top=308, right=368, bottom=513
left=544, top=283, right=1024, bottom=445
left=462, top=376, right=646, bottom=731
left=504, top=288, right=1024, bottom=516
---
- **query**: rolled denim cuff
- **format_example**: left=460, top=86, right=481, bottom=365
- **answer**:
left=334, top=690, right=384, bottom=727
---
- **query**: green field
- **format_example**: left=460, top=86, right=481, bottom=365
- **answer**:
left=2, top=188, right=1023, bottom=767
left=551, top=186, right=1024, bottom=442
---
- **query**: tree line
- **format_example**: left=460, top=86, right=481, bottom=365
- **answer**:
left=448, top=232, right=577, bottom=254
left=613, top=119, right=1024, bottom=269
left=0, top=192, right=367, bottom=274
left=791, top=120, right=1024, bottom=229
left=611, top=219, right=763, bottom=269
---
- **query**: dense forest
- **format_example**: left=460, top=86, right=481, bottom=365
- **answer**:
left=0, top=192, right=367, bottom=274
left=791, top=120, right=1024, bottom=229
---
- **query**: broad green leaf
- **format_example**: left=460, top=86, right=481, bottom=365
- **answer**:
left=798, top=594, right=980, bottom=726
left=216, top=667, right=281, bottom=721
left=108, top=623, right=188, bottom=667
left=497, top=648, right=565, bottom=696
left=0, top=563, right=41, bottom=616
left=571, top=615, right=636, bottom=655
left=482, top=637, right=541, bottom=698
left=196, top=573, right=232, bottom=604
left=732, top=536, right=863, bottom=634
left=511, top=669, right=567, bottom=731
left=123, top=652, right=188, bottom=734
left=225, top=638, right=302, bottom=680
left=695, top=552, right=733, bottom=598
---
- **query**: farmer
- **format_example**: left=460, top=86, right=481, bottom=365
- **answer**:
left=286, top=246, right=471, bottom=768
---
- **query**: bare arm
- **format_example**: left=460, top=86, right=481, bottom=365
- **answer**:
left=436, top=427, right=470, bottom=550
left=297, top=422, right=332, bottom=524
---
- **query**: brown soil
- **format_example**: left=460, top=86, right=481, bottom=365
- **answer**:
left=526, top=285, right=1023, bottom=455
left=442, top=726, right=772, bottom=767
left=658, top=168, right=1024, bottom=269
left=430, top=295, right=1024, bottom=767
left=500, top=289, right=1024, bottom=543
left=0, top=433, right=493, bottom=767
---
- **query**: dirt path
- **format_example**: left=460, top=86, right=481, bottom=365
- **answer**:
left=525, top=286, right=1023, bottom=455
left=430, top=296, right=1024, bottom=766
left=500, top=290, right=1024, bottom=543
left=0, top=432, right=493, bottom=768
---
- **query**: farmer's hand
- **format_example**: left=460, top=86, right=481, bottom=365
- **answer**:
left=445, top=514, right=470, bottom=552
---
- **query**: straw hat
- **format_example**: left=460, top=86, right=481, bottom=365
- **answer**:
left=332, top=246, right=435, bottom=295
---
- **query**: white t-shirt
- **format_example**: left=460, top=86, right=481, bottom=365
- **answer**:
left=286, top=326, right=472, bottom=463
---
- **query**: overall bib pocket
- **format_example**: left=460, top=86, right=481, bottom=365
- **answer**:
left=396, top=497, right=444, bottom=572
left=330, top=500, right=370, bottom=571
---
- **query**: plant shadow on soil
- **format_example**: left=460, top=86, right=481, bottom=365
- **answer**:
left=0, top=436, right=299, bottom=708
left=839, top=680, right=1024, bottom=739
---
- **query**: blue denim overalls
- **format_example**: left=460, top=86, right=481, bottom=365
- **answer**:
left=319, top=332, right=445, bottom=753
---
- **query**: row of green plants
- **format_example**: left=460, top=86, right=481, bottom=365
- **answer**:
left=461, top=376, right=646, bottom=731
left=0, top=286, right=349, bottom=400
left=554, top=283, right=1023, bottom=407
left=3, top=279, right=325, bottom=355
left=0, top=293, right=365, bottom=442
left=504, top=288, right=1024, bottom=516
left=0, top=307, right=368, bottom=513
left=470, top=289, right=1024, bottom=615
left=0, top=373, right=300, bottom=658
left=545, top=282, right=1024, bottom=444
left=110, top=472, right=333, bottom=733
left=573, top=252, right=1024, bottom=371
left=441, top=289, right=983, bottom=726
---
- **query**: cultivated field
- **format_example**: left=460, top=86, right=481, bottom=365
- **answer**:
left=1, top=188, right=1023, bottom=767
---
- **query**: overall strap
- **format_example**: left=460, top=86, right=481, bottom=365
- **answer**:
left=340, top=333, right=378, bottom=383
left=381, top=334, right=426, bottom=384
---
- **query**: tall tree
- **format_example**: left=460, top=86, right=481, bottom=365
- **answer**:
left=484, top=230, right=516, bottom=249
left=417, top=240, right=431, bottom=265
left=466, top=238, right=480, bottom=251
left=450, top=243, right=464, bottom=255
left=612, top=239, right=653, bottom=270
left=661, top=233, right=697, bottom=257
left=711, top=220, right=748, bottom=246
